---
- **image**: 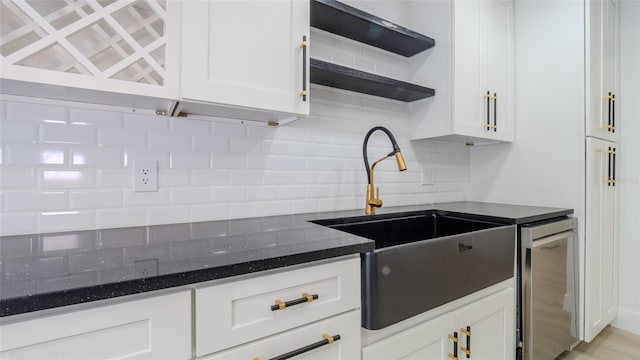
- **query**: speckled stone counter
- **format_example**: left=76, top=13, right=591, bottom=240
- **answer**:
left=0, top=201, right=572, bottom=317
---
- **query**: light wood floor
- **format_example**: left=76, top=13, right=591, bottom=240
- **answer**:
left=556, top=326, right=640, bottom=360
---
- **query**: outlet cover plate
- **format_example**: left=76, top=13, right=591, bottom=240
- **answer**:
left=134, top=160, right=158, bottom=192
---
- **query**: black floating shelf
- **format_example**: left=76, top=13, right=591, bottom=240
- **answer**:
left=310, top=0, right=435, bottom=57
left=310, top=58, right=435, bottom=102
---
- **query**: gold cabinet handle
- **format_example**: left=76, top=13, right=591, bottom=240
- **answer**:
left=270, top=293, right=319, bottom=311
left=460, top=326, right=471, bottom=358
left=448, top=331, right=459, bottom=360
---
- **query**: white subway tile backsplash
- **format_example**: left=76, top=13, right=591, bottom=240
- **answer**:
left=71, top=147, right=122, bottom=167
left=4, top=144, right=66, bottom=165
left=149, top=132, right=191, bottom=151
left=123, top=113, right=169, bottom=131
left=170, top=151, right=210, bottom=169
left=4, top=191, right=66, bottom=212
left=70, top=190, right=122, bottom=209
left=191, top=169, right=229, bottom=186
left=6, top=102, right=67, bottom=125
left=69, top=108, right=122, bottom=127
left=1, top=75, right=470, bottom=235
left=0, top=212, right=37, bottom=236
left=1, top=122, right=38, bottom=144
left=96, top=208, right=146, bottom=229
left=98, top=128, right=147, bottom=148
left=170, top=187, right=210, bottom=204
left=213, top=153, right=246, bottom=170
left=1, top=168, right=36, bottom=188
left=39, top=169, right=96, bottom=188
left=147, top=206, right=189, bottom=225
left=170, top=118, right=211, bottom=135
left=97, top=169, right=130, bottom=188
left=159, top=169, right=191, bottom=187
left=192, top=134, right=230, bottom=153
left=40, top=124, right=97, bottom=145
left=123, top=149, right=170, bottom=168
left=211, top=186, right=245, bottom=203
left=123, top=189, right=170, bottom=207
left=39, top=211, right=95, bottom=232
left=189, top=203, right=228, bottom=222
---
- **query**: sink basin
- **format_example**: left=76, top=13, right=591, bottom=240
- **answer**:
left=312, top=211, right=515, bottom=329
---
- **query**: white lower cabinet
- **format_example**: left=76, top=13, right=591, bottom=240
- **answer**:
left=201, top=310, right=361, bottom=360
left=362, top=287, right=515, bottom=360
left=194, top=257, right=361, bottom=357
left=0, top=290, right=192, bottom=360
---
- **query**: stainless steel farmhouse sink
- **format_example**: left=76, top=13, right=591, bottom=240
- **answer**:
left=312, top=211, right=515, bottom=329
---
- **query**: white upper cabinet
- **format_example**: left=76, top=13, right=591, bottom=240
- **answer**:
left=0, top=0, right=179, bottom=112
left=587, top=0, right=620, bottom=142
left=410, top=0, right=514, bottom=144
left=179, top=0, right=310, bottom=124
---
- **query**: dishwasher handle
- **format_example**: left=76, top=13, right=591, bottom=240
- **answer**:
left=531, top=231, right=574, bottom=249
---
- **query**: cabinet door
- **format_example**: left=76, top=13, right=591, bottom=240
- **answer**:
left=201, top=310, right=360, bottom=360
left=585, top=138, right=618, bottom=342
left=0, top=291, right=192, bottom=359
left=0, top=0, right=178, bottom=103
left=454, top=287, right=515, bottom=360
left=453, top=0, right=514, bottom=142
left=181, top=0, right=309, bottom=116
left=485, top=0, right=514, bottom=142
left=361, top=312, right=455, bottom=360
left=587, top=0, right=619, bottom=142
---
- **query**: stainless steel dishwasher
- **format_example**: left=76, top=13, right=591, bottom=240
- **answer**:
left=522, top=217, right=579, bottom=360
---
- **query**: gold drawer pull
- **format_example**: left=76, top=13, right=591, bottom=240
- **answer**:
left=270, top=293, right=319, bottom=311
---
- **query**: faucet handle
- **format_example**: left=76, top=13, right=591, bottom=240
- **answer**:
left=369, top=187, right=383, bottom=207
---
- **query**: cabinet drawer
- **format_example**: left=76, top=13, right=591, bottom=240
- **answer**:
left=201, top=310, right=361, bottom=360
left=195, top=257, right=360, bottom=356
left=0, top=291, right=191, bottom=360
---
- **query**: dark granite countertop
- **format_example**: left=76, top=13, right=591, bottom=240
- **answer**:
left=0, top=201, right=571, bottom=317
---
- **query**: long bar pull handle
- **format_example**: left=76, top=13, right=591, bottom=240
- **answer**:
left=607, top=91, right=612, bottom=132
left=485, top=91, right=491, bottom=131
left=493, top=92, right=497, bottom=132
left=607, top=147, right=612, bottom=187
left=460, top=326, right=471, bottom=358
left=612, top=94, right=615, bottom=133
left=269, top=333, right=340, bottom=360
left=300, top=36, right=308, bottom=101
left=613, top=147, right=616, bottom=187
left=271, top=293, right=318, bottom=311
left=448, top=332, right=459, bottom=360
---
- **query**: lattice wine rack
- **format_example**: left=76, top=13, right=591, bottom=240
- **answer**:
left=1, top=0, right=168, bottom=89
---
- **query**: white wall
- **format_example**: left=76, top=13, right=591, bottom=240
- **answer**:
left=0, top=23, right=470, bottom=236
left=613, top=0, right=640, bottom=336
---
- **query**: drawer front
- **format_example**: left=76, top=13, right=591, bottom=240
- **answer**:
left=202, top=310, right=361, bottom=360
left=195, top=257, right=360, bottom=356
left=0, top=291, right=191, bottom=360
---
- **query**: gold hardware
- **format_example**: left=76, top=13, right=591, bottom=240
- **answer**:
left=448, top=334, right=459, bottom=343
left=448, top=353, right=458, bottom=360
left=302, top=292, right=314, bottom=302
left=300, top=90, right=308, bottom=97
left=483, top=93, right=491, bottom=99
left=606, top=149, right=617, bottom=154
left=300, top=40, right=308, bottom=48
left=395, top=152, right=407, bottom=171
left=267, top=121, right=280, bottom=127
left=460, top=347, right=471, bottom=356
left=607, top=179, right=616, bottom=184
left=252, top=357, right=259, bottom=360
left=274, top=299, right=285, bottom=310
left=322, top=333, right=334, bottom=344
left=155, top=110, right=167, bottom=116
left=603, top=95, right=614, bottom=100
left=460, top=328, right=471, bottom=336
left=485, top=124, right=497, bottom=130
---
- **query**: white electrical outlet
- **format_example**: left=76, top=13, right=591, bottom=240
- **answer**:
left=133, top=160, right=158, bottom=192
